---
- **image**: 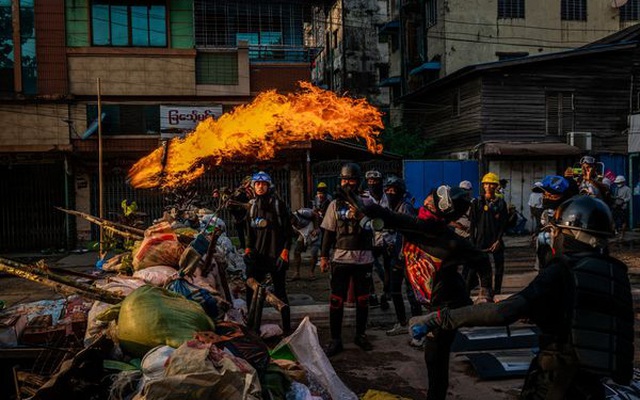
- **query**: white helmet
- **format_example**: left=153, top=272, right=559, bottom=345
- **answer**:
left=614, top=175, right=626, bottom=184
left=459, top=180, right=472, bottom=190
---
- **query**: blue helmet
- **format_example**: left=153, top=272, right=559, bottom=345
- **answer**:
left=251, top=171, right=272, bottom=187
left=540, top=175, right=569, bottom=195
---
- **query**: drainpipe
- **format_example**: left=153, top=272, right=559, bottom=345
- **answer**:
left=306, top=150, right=312, bottom=206
left=64, top=155, right=71, bottom=249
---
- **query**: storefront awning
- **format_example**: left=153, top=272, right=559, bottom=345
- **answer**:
left=482, top=142, right=583, bottom=157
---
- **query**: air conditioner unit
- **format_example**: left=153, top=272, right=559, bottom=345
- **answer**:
left=566, top=132, right=592, bottom=151
left=451, top=151, right=469, bottom=160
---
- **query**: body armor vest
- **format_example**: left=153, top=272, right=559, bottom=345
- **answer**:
left=335, top=200, right=373, bottom=251
left=564, top=254, right=634, bottom=384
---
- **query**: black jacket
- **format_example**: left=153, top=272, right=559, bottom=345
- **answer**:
left=364, top=204, right=492, bottom=309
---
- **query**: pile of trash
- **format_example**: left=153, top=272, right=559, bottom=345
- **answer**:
left=0, top=212, right=358, bottom=400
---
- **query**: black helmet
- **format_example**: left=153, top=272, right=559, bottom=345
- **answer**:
left=553, top=196, right=614, bottom=237
left=339, top=162, right=362, bottom=180
left=383, top=175, right=406, bottom=194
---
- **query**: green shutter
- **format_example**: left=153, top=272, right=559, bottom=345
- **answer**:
left=66, top=0, right=89, bottom=47
left=170, top=0, right=193, bottom=49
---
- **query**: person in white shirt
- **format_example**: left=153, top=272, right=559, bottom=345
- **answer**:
left=528, top=182, right=544, bottom=233
left=612, top=175, right=632, bottom=236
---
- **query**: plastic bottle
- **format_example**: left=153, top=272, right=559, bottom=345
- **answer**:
left=411, top=324, right=429, bottom=340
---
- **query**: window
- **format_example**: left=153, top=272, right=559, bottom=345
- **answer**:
left=20, top=0, right=36, bottom=94
left=194, top=2, right=308, bottom=62
left=91, top=1, right=167, bottom=47
left=561, top=0, right=586, bottom=21
left=425, top=0, right=437, bottom=28
left=620, top=0, right=640, bottom=21
left=196, top=53, right=238, bottom=85
left=546, top=92, right=574, bottom=136
left=498, top=0, right=525, bottom=19
left=0, top=0, right=14, bottom=92
left=87, top=105, right=160, bottom=135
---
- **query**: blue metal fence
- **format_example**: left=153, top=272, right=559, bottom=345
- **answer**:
left=403, top=160, right=479, bottom=207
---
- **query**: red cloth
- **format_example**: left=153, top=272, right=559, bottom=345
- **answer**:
left=417, top=206, right=443, bottom=222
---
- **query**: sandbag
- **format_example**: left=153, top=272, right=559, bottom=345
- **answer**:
left=134, top=340, right=261, bottom=400
left=133, top=233, right=185, bottom=271
left=97, top=285, right=215, bottom=357
left=134, top=265, right=178, bottom=286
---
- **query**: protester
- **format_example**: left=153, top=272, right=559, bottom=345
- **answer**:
left=228, top=175, right=253, bottom=250
left=470, top=172, right=509, bottom=294
left=363, top=169, right=391, bottom=309
left=505, top=204, right=527, bottom=235
left=320, top=162, right=376, bottom=356
left=378, top=175, right=421, bottom=337
left=528, top=182, right=544, bottom=233
left=244, top=171, right=293, bottom=334
left=534, top=175, right=577, bottom=270
left=290, top=207, right=321, bottom=281
left=612, top=175, right=632, bottom=236
left=578, top=155, right=609, bottom=201
left=412, top=196, right=634, bottom=400
left=359, top=185, right=493, bottom=400
left=312, top=182, right=332, bottom=219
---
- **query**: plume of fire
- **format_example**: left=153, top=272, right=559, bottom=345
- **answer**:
left=128, top=82, right=384, bottom=189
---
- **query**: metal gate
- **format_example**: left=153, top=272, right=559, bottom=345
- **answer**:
left=0, top=160, right=68, bottom=252
left=311, top=159, right=403, bottom=193
left=91, top=164, right=291, bottom=239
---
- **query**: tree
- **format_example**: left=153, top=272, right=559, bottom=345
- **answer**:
left=380, top=124, right=433, bottom=158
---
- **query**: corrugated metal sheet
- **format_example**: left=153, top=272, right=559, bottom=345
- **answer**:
left=403, top=160, right=479, bottom=207
left=35, top=0, right=68, bottom=95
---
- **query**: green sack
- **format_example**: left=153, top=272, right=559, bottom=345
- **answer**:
left=98, top=285, right=215, bottom=357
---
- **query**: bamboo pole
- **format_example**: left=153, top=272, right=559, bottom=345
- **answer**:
left=56, top=207, right=145, bottom=239
left=0, top=258, right=123, bottom=304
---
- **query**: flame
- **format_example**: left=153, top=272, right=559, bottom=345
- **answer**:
left=128, top=82, right=384, bottom=189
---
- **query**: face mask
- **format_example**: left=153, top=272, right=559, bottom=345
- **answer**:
left=368, top=182, right=383, bottom=197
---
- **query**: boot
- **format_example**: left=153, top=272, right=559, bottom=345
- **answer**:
left=290, top=252, right=301, bottom=281
left=354, top=334, right=373, bottom=351
left=324, top=339, right=344, bottom=357
left=309, top=255, right=317, bottom=280
left=380, top=293, right=390, bottom=311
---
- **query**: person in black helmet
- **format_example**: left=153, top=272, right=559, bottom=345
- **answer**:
left=380, top=175, right=423, bottom=336
left=412, top=196, right=634, bottom=400
left=320, top=162, right=376, bottom=356
left=358, top=185, right=493, bottom=400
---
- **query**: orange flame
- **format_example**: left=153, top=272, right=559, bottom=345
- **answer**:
left=128, top=82, right=384, bottom=189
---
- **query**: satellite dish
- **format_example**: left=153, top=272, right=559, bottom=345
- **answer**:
left=611, top=0, right=628, bottom=8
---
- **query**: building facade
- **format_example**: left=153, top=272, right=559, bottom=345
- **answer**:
left=0, top=0, right=322, bottom=251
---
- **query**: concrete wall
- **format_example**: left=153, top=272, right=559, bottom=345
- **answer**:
left=67, top=51, right=197, bottom=96
left=434, top=0, right=632, bottom=76
left=0, top=104, right=70, bottom=150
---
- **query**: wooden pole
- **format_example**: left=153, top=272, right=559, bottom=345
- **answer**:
left=97, top=78, right=104, bottom=256
left=0, top=258, right=124, bottom=304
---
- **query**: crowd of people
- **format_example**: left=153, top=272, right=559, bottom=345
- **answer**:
left=226, top=155, right=634, bottom=400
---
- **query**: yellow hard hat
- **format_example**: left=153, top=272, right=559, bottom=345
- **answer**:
left=481, top=172, right=500, bottom=184
left=317, top=182, right=327, bottom=189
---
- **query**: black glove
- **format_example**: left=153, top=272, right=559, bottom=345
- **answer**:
left=336, top=186, right=365, bottom=213
left=362, top=203, right=387, bottom=219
